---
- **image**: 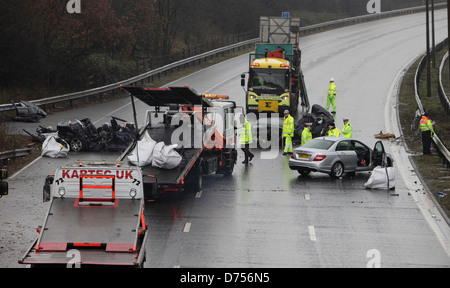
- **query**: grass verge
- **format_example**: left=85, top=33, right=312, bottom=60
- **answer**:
left=399, top=48, right=450, bottom=218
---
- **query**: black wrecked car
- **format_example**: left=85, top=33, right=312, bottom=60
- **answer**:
left=26, top=116, right=135, bottom=152
left=11, top=100, right=47, bottom=122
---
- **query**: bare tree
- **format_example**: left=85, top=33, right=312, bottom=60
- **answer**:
left=155, top=0, right=187, bottom=54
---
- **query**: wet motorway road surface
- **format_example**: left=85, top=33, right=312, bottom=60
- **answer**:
left=2, top=9, right=450, bottom=268
left=144, top=150, right=450, bottom=268
left=142, top=9, right=450, bottom=267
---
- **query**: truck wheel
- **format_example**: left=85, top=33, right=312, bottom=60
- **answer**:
left=192, top=158, right=203, bottom=191
left=224, top=160, right=235, bottom=176
left=193, top=172, right=203, bottom=192
left=224, top=150, right=236, bottom=175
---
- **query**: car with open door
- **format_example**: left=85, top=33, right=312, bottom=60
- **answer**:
left=288, top=136, right=393, bottom=178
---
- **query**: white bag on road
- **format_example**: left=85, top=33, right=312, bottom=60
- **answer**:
left=41, top=134, right=69, bottom=158
left=364, top=166, right=395, bottom=189
left=152, top=142, right=182, bottom=169
left=128, top=131, right=156, bottom=167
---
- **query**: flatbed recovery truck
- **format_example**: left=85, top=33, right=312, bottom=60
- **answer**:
left=19, top=163, right=149, bottom=268
left=119, top=86, right=238, bottom=199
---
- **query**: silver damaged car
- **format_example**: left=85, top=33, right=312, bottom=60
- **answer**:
left=288, top=137, right=393, bottom=178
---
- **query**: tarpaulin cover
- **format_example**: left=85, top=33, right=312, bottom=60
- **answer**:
left=128, top=131, right=156, bottom=167
left=151, top=142, right=182, bottom=170
left=364, top=166, right=395, bottom=189
left=128, top=132, right=182, bottom=169
left=41, top=134, right=69, bottom=158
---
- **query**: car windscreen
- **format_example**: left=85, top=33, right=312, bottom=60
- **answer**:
left=302, top=139, right=334, bottom=150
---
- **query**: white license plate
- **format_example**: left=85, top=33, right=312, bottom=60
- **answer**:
left=297, top=154, right=310, bottom=159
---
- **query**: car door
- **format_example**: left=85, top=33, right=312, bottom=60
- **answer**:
left=335, top=140, right=357, bottom=171
left=372, top=141, right=386, bottom=167
left=352, top=140, right=371, bottom=171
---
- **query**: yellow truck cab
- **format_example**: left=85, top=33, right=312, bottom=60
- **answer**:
left=247, top=57, right=292, bottom=114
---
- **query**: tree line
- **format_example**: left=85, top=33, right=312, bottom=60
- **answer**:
left=0, top=0, right=443, bottom=97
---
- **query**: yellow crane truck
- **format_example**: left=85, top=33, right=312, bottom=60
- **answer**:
left=241, top=16, right=309, bottom=116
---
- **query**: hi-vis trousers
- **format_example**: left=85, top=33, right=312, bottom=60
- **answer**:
left=284, top=136, right=293, bottom=153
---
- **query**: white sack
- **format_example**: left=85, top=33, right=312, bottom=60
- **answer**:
left=128, top=131, right=156, bottom=167
left=41, top=134, right=69, bottom=158
left=152, top=142, right=182, bottom=169
left=364, top=166, right=395, bottom=189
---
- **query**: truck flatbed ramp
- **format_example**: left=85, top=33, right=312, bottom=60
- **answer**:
left=122, top=86, right=212, bottom=107
left=122, top=86, right=207, bottom=187
left=120, top=85, right=238, bottom=196
left=21, top=198, right=146, bottom=266
left=19, top=166, right=148, bottom=267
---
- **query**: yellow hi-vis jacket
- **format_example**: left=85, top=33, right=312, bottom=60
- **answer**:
left=301, top=127, right=312, bottom=145
left=327, top=128, right=342, bottom=137
left=240, top=119, right=253, bottom=144
left=328, top=82, right=336, bottom=97
left=420, top=116, right=434, bottom=136
left=342, top=122, right=352, bottom=138
left=283, top=115, right=294, bottom=138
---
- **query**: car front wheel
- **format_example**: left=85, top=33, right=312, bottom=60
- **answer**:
left=70, top=139, right=83, bottom=152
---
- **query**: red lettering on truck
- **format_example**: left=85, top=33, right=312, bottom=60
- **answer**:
left=61, top=170, right=133, bottom=179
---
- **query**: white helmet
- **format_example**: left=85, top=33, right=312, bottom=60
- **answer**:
left=330, top=78, right=335, bottom=82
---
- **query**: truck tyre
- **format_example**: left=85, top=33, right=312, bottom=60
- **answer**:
left=193, top=172, right=203, bottom=192
left=193, top=158, right=203, bottom=191
left=224, top=161, right=234, bottom=176
left=224, top=150, right=236, bottom=176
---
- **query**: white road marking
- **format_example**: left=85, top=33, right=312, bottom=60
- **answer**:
left=308, top=225, right=317, bottom=241
left=9, top=156, right=42, bottom=180
left=92, top=103, right=132, bottom=125
left=183, top=222, right=191, bottom=233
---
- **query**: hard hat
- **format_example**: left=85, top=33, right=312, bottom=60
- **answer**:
left=284, top=110, right=290, bottom=114
left=343, top=117, right=349, bottom=121
left=330, top=78, right=335, bottom=82
left=305, top=122, right=313, bottom=127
